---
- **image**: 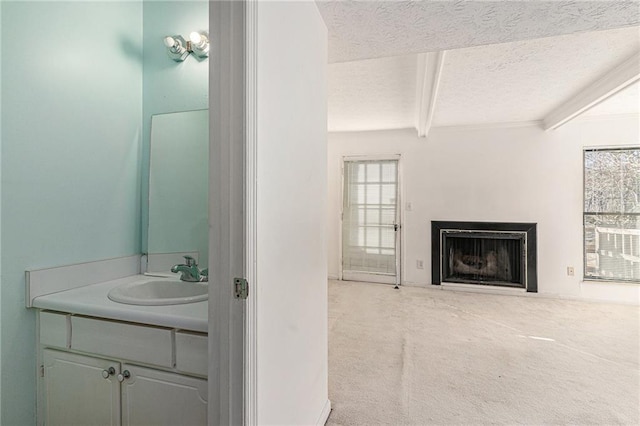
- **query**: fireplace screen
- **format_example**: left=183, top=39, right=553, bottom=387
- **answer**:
left=442, top=232, right=526, bottom=288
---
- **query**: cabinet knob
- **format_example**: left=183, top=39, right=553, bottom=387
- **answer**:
left=117, top=370, right=131, bottom=382
left=101, top=367, right=116, bottom=379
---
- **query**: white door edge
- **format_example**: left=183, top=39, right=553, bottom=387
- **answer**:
left=209, top=1, right=247, bottom=425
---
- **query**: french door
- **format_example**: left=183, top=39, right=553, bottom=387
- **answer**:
left=342, top=157, right=400, bottom=285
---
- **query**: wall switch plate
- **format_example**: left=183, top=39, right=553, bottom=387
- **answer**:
left=567, top=266, right=575, bottom=276
left=416, top=260, right=424, bottom=269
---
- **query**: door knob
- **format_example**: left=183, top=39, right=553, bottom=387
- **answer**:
left=101, top=367, right=116, bottom=379
left=117, top=370, right=131, bottom=382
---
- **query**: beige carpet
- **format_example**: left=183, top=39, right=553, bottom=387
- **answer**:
left=327, top=280, right=640, bottom=425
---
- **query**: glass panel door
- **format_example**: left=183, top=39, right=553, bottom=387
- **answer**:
left=342, top=159, right=399, bottom=284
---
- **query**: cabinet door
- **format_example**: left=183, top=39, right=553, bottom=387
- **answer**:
left=121, top=364, right=207, bottom=426
left=43, top=349, right=120, bottom=426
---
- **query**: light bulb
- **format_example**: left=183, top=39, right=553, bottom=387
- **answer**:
left=163, top=35, right=189, bottom=61
left=188, top=31, right=209, bottom=58
left=189, top=31, right=202, bottom=45
left=163, top=36, right=176, bottom=48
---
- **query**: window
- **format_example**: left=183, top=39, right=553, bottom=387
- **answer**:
left=584, top=147, right=640, bottom=282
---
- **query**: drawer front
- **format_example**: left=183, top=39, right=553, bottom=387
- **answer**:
left=40, top=311, right=69, bottom=349
left=175, top=331, right=208, bottom=377
left=71, top=316, right=173, bottom=368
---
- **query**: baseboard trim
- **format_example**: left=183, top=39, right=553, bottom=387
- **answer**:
left=316, top=399, right=332, bottom=425
left=400, top=281, right=429, bottom=287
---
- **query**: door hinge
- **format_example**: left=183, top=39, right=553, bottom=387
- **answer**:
left=234, top=278, right=249, bottom=299
left=40, top=365, right=44, bottom=378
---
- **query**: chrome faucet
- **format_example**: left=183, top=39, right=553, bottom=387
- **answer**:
left=171, top=255, right=208, bottom=282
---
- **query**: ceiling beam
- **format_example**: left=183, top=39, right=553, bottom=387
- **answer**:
left=416, top=51, right=446, bottom=138
left=543, top=51, right=640, bottom=130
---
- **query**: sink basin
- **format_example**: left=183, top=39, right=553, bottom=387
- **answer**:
left=108, top=279, right=208, bottom=306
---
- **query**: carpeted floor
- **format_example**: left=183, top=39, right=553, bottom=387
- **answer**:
left=327, top=280, right=640, bottom=425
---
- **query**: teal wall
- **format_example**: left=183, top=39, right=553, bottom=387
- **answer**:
left=142, top=0, right=208, bottom=253
left=0, top=1, right=143, bottom=424
left=0, top=2, right=208, bottom=422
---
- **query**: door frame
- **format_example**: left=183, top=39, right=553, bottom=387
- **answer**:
left=339, top=154, right=403, bottom=286
left=209, top=1, right=255, bottom=424
left=244, top=0, right=258, bottom=423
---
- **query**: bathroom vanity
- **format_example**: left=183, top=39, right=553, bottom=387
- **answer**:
left=29, top=266, right=208, bottom=426
left=26, top=108, right=211, bottom=425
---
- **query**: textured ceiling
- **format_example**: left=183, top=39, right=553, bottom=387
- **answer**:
left=328, top=55, right=417, bottom=131
left=433, top=26, right=640, bottom=126
left=327, top=26, right=640, bottom=132
left=317, top=0, right=640, bottom=63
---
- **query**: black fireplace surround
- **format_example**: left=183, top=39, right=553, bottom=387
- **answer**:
left=431, top=221, right=537, bottom=292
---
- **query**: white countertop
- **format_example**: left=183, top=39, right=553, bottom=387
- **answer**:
left=32, top=274, right=208, bottom=333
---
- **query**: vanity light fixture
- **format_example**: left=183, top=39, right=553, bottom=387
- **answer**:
left=163, top=35, right=189, bottom=62
left=163, top=31, right=210, bottom=62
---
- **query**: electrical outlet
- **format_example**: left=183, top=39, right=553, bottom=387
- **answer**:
left=567, top=266, right=575, bottom=276
left=416, top=260, right=424, bottom=269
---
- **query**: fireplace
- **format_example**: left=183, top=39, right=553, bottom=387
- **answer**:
left=431, top=221, right=537, bottom=292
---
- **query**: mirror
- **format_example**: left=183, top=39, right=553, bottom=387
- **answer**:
left=147, top=109, right=209, bottom=272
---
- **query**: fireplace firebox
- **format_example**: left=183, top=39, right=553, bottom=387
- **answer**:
left=431, top=221, right=537, bottom=292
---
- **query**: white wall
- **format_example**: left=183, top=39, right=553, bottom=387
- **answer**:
left=328, top=116, right=640, bottom=304
left=257, top=1, right=329, bottom=424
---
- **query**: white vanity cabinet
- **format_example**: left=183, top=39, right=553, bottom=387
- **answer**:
left=121, top=364, right=207, bottom=425
left=38, top=311, right=207, bottom=426
left=42, top=349, right=120, bottom=425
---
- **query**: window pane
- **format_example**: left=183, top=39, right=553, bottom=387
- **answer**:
left=381, top=184, right=396, bottom=205
left=349, top=227, right=362, bottom=246
left=381, top=162, right=396, bottom=182
left=380, top=208, right=395, bottom=225
left=584, top=213, right=640, bottom=281
left=349, top=163, right=365, bottom=183
left=366, top=163, right=381, bottom=182
left=366, top=227, right=379, bottom=247
left=366, top=208, right=380, bottom=225
left=584, top=149, right=640, bottom=213
left=350, top=184, right=365, bottom=205
left=366, top=184, right=380, bottom=204
left=349, top=207, right=365, bottom=225
left=381, top=228, right=395, bottom=248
